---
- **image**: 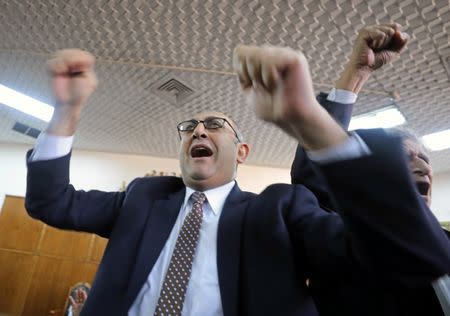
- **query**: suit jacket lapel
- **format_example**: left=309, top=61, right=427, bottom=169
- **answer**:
left=125, top=188, right=186, bottom=308
left=217, top=184, right=248, bottom=316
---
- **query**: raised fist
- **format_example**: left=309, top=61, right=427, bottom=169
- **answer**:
left=350, top=23, right=409, bottom=72
left=47, top=49, right=97, bottom=108
left=233, top=45, right=318, bottom=138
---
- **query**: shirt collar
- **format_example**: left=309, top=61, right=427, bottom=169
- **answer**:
left=185, top=180, right=235, bottom=216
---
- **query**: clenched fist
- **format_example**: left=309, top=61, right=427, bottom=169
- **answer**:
left=336, top=23, right=409, bottom=94
left=46, top=49, right=97, bottom=136
left=233, top=45, right=347, bottom=150
left=48, top=49, right=97, bottom=108
left=233, top=45, right=318, bottom=137
left=350, top=23, right=408, bottom=72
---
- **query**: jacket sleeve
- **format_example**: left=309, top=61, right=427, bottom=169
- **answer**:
left=311, top=129, right=450, bottom=285
left=25, top=150, right=129, bottom=238
left=290, top=92, right=354, bottom=211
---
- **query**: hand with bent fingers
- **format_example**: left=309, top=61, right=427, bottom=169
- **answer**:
left=233, top=45, right=347, bottom=151
left=351, top=23, right=409, bottom=72
left=337, top=23, right=409, bottom=93
left=48, top=49, right=97, bottom=108
left=68, top=288, right=88, bottom=316
left=46, top=49, right=97, bottom=136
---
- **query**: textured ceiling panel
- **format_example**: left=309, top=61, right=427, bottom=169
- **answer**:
left=0, top=0, right=450, bottom=172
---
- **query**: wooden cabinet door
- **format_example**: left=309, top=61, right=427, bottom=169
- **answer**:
left=0, top=195, right=107, bottom=316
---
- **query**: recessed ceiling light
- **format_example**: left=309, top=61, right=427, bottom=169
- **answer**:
left=348, top=106, right=406, bottom=131
left=422, top=129, right=450, bottom=151
left=0, top=84, right=53, bottom=122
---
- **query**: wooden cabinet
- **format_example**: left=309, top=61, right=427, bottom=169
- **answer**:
left=0, top=195, right=107, bottom=316
left=0, top=251, right=36, bottom=316
left=0, top=196, right=43, bottom=252
left=39, top=226, right=93, bottom=260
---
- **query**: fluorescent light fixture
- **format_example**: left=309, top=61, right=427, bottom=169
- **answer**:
left=0, top=84, right=54, bottom=122
left=422, top=129, right=450, bottom=151
left=348, top=106, right=406, bottom=131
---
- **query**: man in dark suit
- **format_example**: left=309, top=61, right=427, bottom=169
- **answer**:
left=26, top=43, right=450, bottom=316
left=291, top=24, right=450, bottom=316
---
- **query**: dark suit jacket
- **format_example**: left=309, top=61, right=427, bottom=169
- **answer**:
left=26, top=130, right=450, bottom=316
left=291, top=93, right=353, bottom=212
left=291, top=93, right=450, bottom=316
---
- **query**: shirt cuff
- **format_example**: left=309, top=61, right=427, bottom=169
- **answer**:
left=327, top=88, right=357, bottom=104
left=306, top=132, right=371, bottom=164
left=431, top=275, right=450, bottom=314
left=29, top=132, right=74, bottom=162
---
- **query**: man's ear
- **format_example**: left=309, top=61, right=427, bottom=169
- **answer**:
left=237, top=143, right=250, bottom=164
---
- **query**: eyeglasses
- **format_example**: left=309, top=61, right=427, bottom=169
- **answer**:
left=177, top=117, right=241, bottom=142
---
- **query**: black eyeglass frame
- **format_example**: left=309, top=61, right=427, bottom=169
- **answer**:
left=176, top=117, right=241, bottom=142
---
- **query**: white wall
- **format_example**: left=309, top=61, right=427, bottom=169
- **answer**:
left=1, top=142, right=449, bottom=222
left=0, top=142, right=291, bottom=204
left=431, top=171, right=450, bottom=222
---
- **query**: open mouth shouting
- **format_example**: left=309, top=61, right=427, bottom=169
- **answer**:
left=190, top=144, right=214, bottom=159
left=415, top=180, right=430, bottom=203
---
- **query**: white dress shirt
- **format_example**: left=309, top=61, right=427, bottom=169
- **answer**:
left=128, top=181, right=234, bottom=316
left=327, top=87, right=357, bottom=104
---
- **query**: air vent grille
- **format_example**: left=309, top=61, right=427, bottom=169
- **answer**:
left=157, top=79, right=194, bottom=94
left=151, top=76, right=199, bottom=106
